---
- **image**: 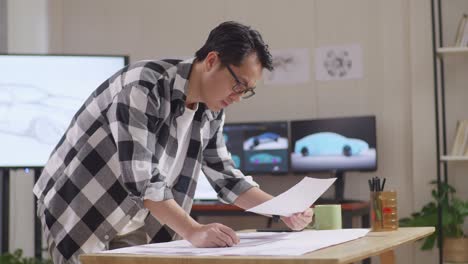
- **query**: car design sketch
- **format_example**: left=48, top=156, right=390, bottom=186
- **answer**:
left=323, top=49, right=353, bottom=78
left=244, top=132, right=282, bottom=150
left=249, top=153, right=282, bottom=164
left=231, top=155, right=241, bottom=168
left=0, top=83, right=82, bottom=145
left=294, top=132, right=369, bottom=157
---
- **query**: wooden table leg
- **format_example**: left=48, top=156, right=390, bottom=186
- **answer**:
left=379, top=250, right=395, bottom=264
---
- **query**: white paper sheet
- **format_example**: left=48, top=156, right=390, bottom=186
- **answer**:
left=263, top=48, right=310, bottom=85
left=101, top=229, right=369, bottom=256
left=246, top=177, right=336, bottom=216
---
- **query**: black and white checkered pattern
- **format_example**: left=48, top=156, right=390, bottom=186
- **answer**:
left=33, top=58, right=258, bottom=261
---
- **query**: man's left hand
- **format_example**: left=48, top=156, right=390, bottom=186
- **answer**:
left=280, top=208, right=314, bottom=231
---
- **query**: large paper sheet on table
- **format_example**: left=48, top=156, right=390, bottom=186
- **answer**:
left=247, top=177, right=336, bottom=216
left=101, top=229, right=369, bottom=256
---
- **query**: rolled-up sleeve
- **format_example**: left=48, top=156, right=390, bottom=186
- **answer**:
left=202, top=112, right=259, bottom=204
left=107, top=84, right=173, bottom=203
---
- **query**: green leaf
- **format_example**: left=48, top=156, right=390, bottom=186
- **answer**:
left=421, top=233, right=436, bottom=250
left=0, top=249, right=53, bottom=264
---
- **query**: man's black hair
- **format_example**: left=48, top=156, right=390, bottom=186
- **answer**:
left=195, top=21, right=274, bottom=71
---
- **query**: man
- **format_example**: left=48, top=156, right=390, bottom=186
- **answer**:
left=33, top=21, right=313, bottom=264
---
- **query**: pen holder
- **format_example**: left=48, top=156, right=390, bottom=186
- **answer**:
left=370, top=191, right=398, bottom=231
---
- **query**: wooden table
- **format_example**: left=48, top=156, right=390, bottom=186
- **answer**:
left=80, top=227, right=434, bottom=264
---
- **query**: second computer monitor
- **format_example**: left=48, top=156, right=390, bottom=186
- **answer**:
left=290, top=116, right=377, bottom=172
left=223, top=121, right=289, bottom=174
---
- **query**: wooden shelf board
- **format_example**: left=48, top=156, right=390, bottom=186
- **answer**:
left=437, top=47, right=468, bottom=57
left=440, top=155, right=468, bottom=161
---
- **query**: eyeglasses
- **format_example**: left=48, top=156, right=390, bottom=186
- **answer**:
left=226, top=65, right=256, bottom=99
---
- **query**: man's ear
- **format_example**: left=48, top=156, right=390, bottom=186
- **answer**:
left=204, top=51, right=220, bottom=72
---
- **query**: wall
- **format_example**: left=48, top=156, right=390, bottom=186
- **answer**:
left=8, top=170, right=36, bottom=258
left=0, top=0, right=7, bottom=53
left=6, top=0, right=460, bottom=263
left=409, top=1, right=440, bottom=262
left=7, top=0, right=48, bottom=53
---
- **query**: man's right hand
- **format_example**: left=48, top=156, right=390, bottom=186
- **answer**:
left=143, top=199, right=239, bottom=248
left=185, top=223, right=240, bottom=248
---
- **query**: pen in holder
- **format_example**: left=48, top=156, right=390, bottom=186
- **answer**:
left=369, top=177, right=398, bottom=231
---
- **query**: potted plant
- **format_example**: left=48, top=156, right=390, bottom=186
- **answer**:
left=399, top=181, right=468, bottom=262
left=0, top=249, right=53, bottom=264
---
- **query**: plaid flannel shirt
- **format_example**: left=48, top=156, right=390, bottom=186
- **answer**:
left=33, top=58, right=258, bottom=260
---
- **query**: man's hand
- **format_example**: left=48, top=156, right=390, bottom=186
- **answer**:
left=144, top=199, right=239, bottom=248
left=281, top=208, right=314, bottom=231
left=185, top=223, right=240, bottom=248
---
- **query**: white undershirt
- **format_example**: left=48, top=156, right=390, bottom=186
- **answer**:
left=163, top=104, right=198, bottom=186
left=116, top=104, right=197, bottom=237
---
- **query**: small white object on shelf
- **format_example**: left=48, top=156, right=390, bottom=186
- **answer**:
left=455, top=14, right=468, bottom=46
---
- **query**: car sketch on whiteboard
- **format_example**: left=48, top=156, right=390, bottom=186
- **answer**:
left=0, top=83, right=82, bottom=144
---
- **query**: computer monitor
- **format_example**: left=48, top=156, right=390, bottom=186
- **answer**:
left=193, top=172, right=219, bottom=202
left=290, top=116, right=377, bottom=172
left=223, top=121, right=289, bottom=174
left=0, top=54, right=128, bottom=167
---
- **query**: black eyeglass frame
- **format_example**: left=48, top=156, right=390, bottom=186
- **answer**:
left=226, top=65, right=256, bottom=99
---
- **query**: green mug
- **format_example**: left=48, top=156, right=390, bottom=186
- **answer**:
left=310, top=204, right=342, bottom=230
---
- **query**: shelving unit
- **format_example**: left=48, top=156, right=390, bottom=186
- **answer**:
left=431, top=1, right=468, bottom=263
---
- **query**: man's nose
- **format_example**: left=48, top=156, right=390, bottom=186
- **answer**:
left=229, top=93, right=242, bottom=103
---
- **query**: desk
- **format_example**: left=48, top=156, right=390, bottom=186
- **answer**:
left=80, top=227, right=434, bottom=264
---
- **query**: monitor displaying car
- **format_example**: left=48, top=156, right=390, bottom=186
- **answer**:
left=0, top=54, right=128, bottom=167
left=290, top=116, right=377, bottom=172
left=222, top=124, right=245, bottom=170
left=223, top=121, right=289, bottom=174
